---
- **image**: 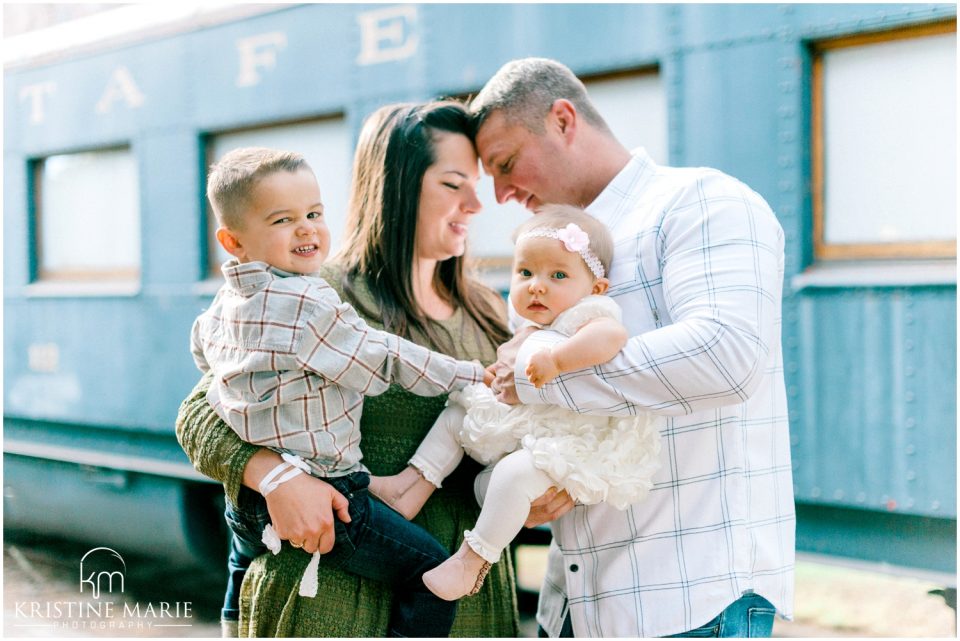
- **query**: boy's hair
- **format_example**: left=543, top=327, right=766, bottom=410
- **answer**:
left=470, top=57, right=610, bottom=135
left=512, top=204, right=615, bottom=277
left=207, top=147, right=310, bottom=229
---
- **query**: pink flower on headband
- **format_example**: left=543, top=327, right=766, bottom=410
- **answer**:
left=556, top=223, right=590, bottom=253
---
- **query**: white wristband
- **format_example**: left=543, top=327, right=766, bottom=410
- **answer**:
left=282, top=452, right=313, bottom=473
left=258, top=461, right=304, bottom=497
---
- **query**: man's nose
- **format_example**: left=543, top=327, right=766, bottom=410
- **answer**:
left=493, top=177, right=515, bottom=205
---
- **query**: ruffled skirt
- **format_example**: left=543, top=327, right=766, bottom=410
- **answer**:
left=448, top=384, right=661, bottom=510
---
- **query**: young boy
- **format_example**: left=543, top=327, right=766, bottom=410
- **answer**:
left=190, top=147, right=488, bottom=637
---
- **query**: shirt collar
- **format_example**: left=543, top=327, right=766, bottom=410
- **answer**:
left=586, top=147, right=657, bottom=227
left=221, top=259, right=308, bottom=296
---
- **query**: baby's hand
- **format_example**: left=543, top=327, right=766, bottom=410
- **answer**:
left=526, top=349, right=560, bottom=388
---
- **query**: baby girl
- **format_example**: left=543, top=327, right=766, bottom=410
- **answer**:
left=372, top=204, right=661, bottom=600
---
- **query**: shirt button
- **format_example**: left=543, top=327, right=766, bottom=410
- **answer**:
left=569, top=564, right=579, bottom=572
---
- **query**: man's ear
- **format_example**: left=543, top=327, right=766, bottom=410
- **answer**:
left=549, top=99, right=578, bottom=142
left=216, top=227, right=246, bottom=260
left=592, top=277, right=610, bottom=295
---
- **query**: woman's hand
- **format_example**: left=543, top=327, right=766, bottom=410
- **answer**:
left=242, top=449, right=351, bottom=554
left=265, top=473, right=351, bottom=554
left=524, top=487, right=576, bottom=527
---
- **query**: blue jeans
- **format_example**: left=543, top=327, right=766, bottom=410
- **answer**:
left=538, top=593, right=776, bottom=638
left=668, top=593, right=776, bottom=637
left=222, top=471, right=457, bottom=637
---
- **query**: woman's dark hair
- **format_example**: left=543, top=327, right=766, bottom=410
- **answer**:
left=336, top=100, right=510, bottom=350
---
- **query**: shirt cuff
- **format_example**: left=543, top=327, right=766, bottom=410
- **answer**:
left=458, top=359, right=486, bottom=386
left=515, top=328, right=567, bottom=405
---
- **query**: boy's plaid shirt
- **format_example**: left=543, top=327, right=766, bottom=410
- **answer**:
left=191, top=260, right=484, bottom=477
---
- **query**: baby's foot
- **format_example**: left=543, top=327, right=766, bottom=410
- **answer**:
left=369, top=466, right=436, bottom=520
left=422, top=541, right=492, bottom=601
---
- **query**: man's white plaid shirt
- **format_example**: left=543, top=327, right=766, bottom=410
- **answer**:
left=516, top=149, right=795, bottom=637
left=191, top=260, right=484, bottom=477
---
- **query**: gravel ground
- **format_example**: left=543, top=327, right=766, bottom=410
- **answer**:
left=5, top=532, right=956, bottom=638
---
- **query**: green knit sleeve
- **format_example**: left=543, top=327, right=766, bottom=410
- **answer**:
left=175, top=371, right=258, bottom=505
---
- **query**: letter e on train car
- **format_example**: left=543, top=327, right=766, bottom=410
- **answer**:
left=356, top=5, right=419, bottom=65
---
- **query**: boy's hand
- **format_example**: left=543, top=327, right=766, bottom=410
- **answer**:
left=483, top=366, right=496, bottom=388
left=491, top=324, right=540, bottom=404
left=525, top=348, right=560, bottom=388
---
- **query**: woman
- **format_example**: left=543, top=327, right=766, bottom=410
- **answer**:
left=176, top=101, right=518, bottom=637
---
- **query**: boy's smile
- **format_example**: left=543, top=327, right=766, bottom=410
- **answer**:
left=219, top=168, right=330, bottom=274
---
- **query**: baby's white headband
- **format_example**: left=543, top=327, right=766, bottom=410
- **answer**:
left=516, top=222, right=606, bottom=279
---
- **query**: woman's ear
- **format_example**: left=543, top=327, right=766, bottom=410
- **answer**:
left=216, top=227, right=246, bottom=260
left=592, top=277, right=610, bottom=295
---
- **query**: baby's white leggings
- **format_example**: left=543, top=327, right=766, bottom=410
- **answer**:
left=409, top=405, right=554, bottom=563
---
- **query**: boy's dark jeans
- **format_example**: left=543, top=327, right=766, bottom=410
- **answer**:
left=223, top=471, right=457, bottom=637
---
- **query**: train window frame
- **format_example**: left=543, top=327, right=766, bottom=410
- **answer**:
left=27, top=145, right=142, bottom=295
left=810, top=20, right=957, bottom=262
left=200, top=113, right=352, bottom=284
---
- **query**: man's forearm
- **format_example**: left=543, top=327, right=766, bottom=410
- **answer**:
left=515, top=317, right=774, bottom=417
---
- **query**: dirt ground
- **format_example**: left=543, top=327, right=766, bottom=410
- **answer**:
left=4, top=533, right=956, bottom=638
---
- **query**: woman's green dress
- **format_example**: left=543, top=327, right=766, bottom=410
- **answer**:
left=176, top=264, right=519, bottom=637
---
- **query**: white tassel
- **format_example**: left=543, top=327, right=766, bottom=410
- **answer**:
left=298, top=551, right=321, bottom=598
left=261, top=524, right=281, bottom=555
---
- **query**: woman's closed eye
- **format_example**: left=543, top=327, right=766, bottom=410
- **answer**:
left=442, top=182, right=460, bottom=191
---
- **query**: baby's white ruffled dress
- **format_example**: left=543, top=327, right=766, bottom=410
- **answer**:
left=449, top=295, right=661, bottom=510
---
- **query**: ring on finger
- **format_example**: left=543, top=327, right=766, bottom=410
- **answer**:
left=290, top=540, right=304, bottom=549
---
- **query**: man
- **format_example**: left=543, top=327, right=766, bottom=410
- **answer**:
left=470, top=58, right=794, bottom=638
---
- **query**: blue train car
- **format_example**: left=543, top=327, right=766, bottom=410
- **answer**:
left=4, top=3, right=956, bottom=576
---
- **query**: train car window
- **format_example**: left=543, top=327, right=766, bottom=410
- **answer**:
left=205, top=116, right=351, bottom=278
left=469, top=69, right=667, bottom=289
left=812, top=22, right=956, bottom=260
left=34, top=147, right=140, bottom=282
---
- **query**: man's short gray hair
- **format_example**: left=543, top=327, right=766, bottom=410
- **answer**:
left=470, top=57, right=610, bottom=134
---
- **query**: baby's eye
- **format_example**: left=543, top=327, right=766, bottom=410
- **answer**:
left=519, top=268, right=532, bottom=277
left=552, top=271, right=567, bottom=280
left=308, top=210, right=324, bottom=219
left=272, top=217, right=291, bottom=225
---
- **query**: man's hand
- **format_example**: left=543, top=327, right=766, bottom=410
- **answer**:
left=525, top=348, right=560, bottom=388
left=491, top=324, right=540, bottom=405
left=525, top=487, right=576, bottom=527
left=264, top=472, right=351, bottom=554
